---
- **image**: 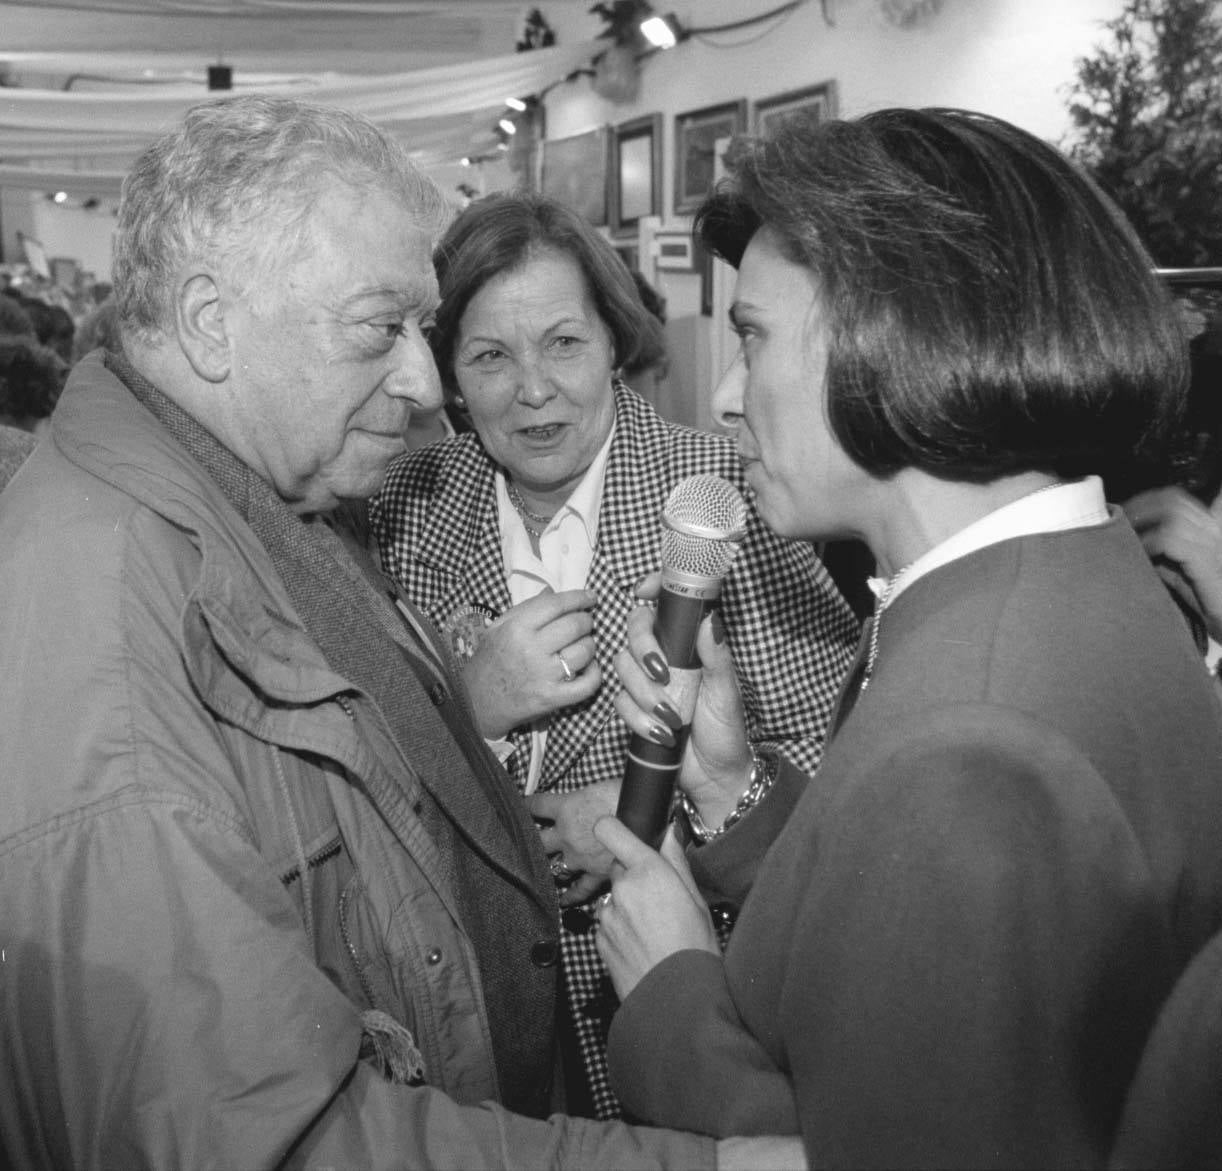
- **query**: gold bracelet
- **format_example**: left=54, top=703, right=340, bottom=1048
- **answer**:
left=680, top=748, right=778, bottom=844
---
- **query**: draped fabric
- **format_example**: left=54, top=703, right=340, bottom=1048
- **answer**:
left=0, top=38, right=599, bottom=189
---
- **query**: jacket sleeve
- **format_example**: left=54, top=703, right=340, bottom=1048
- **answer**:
left=607, top=951, right=800, bottom=1138
left=0, top=798, right=714, bottom=1171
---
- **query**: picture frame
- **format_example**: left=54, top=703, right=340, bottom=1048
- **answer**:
left=673, top=99, right=747, bottom=215
left=753, top=80, right=838, bottom=138
left=653, top=231, right=695, bottom=271
left=611, top=113, right=662, bottom=236
left=540, top=125, right=610, bottom=227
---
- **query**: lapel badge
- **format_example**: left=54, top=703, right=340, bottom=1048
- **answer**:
left=442, top=602, right=496, bottom=661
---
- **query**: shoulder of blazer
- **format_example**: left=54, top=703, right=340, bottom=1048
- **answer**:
left=371, top=434, right=497, bottom=578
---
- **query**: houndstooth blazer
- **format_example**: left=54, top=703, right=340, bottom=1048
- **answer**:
left=371, top=383, right=859, bottom=794
left=370, top=382, right=860, bottom=1118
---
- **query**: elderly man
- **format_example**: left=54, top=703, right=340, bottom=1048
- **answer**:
left=0, top=97, right=795, bottom=1170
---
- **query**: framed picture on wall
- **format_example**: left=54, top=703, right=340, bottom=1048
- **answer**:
left=753, top=81, right=838, bottom=137
left=673, top=99, right=747, bottom=215
left=611, top=113, right=662, bottom=236
left=541, top=125, right=610, bottom=226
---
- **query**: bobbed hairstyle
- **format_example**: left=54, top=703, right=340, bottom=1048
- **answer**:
left=429, top=190, right=660, bottom=394
left=113, top=95, right=450, bottom=341
left=696, top=107, right=1188, bottom=486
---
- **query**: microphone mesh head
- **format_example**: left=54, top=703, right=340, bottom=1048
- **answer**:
left=660, top=474, right=749, bottom=579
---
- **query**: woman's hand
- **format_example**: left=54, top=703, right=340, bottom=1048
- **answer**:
left=593, top=818, right=718, bottom=1001
left=527, top=781, right=619, bottom=907
left=1124, top=486, right=1222, bottom=643
left=463, top=588, right=601, bottom=738
left=612, top=573, right=753, bottom=828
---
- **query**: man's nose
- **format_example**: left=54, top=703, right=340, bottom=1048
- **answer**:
left=387, top=326, right=443, bottom=412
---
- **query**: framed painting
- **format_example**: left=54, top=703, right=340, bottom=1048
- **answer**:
left=753, top=80, right=838, bottom=137
left=673, top=99, right=747, bottom=215
left=541, top=125, right=610, bottom=226
left=611, top=113, right=662, bottom=236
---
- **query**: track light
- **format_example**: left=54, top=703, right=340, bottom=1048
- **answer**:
left=640, top=13, right=684, bottom=48
left=504, top=97, right=528, bottom=112
left=498, top=118, right=517, bottom=136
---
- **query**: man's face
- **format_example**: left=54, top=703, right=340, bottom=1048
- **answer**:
left=222, top=184, right=442, bottom=514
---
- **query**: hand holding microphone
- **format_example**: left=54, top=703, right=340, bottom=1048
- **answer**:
left=614, top=475, right=751, bottom=848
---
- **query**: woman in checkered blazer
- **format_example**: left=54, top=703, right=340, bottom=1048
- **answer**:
left=369, top=190, right=859, bottom=1120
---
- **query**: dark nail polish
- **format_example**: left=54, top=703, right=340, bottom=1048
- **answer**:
left=648, top=722, right=676, bottom=748
left=644, top=651, right=670, bottom=684
left=653, top=701, right=682, bottom=730
left=711, top=611, right=726, bottom=645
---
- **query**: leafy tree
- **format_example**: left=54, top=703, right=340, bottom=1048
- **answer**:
left=1064, top=0, right=1222, bottom=266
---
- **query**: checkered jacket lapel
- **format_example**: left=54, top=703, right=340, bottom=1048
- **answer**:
left=537, top=385, right=671, bottom=788
left=374, top=434, right=512, bottom=628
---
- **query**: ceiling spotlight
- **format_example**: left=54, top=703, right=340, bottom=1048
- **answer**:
left=498, top=118, right=517, bottom=136
left=504, top=97, right=527, bottom=112
left=461, top=156, right=472, bottom=167
left=640, top=13, right=684, bottom=48
left=52, top=191, right=68, bottom=204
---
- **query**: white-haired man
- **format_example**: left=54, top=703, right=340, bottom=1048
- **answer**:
left=0, top=96, right=798, bottom=1171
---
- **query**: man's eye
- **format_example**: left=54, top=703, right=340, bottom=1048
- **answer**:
left=372, top=320, right=405, bottom=341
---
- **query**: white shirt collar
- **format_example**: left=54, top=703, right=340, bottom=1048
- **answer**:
left=496, top=421, right=615, bottom=562
left=868, top=475, right=1109, bottom=610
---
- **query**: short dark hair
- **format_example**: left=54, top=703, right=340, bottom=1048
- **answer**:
left=430, top=190, right=657, bottom=393
left=696, top=107, right=1188, bottom=486
left=0, top=337, right=68, bottom=427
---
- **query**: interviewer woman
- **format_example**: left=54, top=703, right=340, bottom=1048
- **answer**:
left=370, top=190, right=858, bottom=1118
left=594, top=107, right=1222, bottom=1168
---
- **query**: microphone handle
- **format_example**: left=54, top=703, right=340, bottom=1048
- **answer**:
left=616, top=586, right=713, bottom=849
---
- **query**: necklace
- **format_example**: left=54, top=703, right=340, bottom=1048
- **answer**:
left=506, top=480, right=554, bottom=537
left=860, top=563, right=912, bottom=693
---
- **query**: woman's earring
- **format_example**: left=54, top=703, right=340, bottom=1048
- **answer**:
left=452, top=393, right=467, bottom=409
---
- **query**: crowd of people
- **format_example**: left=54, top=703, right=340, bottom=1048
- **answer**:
left=0, top=91, right=1221, bottom=1171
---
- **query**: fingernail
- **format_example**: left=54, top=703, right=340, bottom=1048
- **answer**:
left=648, top=722, right=676, bottom=747
left=644, top=652, right=670, bottom=684
left=653, top=701, right=682, bottom=730
left=634, top=575, right=651, bottom=597
left=711, top=611, right=726, bottom=645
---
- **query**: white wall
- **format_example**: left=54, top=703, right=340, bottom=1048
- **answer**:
left=534, top=0, right=1126, bottom=429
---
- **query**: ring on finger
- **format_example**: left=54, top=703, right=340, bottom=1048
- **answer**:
left=556, top=652, right=575, bottom=683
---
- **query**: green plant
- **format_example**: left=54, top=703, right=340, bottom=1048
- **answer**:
left=1064, top=0, right=1222, bottom=266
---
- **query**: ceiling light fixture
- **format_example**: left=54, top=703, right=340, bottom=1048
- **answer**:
left=640, top=14, right=683, bottom=49
left=504, top=97, right=528, bottom=112
left=497, top=118, right=517, bottom=136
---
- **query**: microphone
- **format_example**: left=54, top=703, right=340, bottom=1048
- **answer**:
left=616, top=474, right=749, bottom=848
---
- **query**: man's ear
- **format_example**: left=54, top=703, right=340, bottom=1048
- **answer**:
left=175, top=273, right=230, bottom=383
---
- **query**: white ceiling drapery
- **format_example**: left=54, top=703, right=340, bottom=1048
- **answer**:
left=0, top=17, right=599, bottom=196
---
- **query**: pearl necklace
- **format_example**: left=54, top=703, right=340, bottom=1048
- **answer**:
left=506, top=480, right=554, bottom=538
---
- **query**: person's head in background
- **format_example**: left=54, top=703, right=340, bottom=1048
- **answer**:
left=619, top=270, right=669, bottom=399
left=697, top=105, right=1186, bottom=547
left=72, top=297, right=121, bottom=365
left=0, top=294, right=36, bottom=342
left=0, top=336, right=68, bottom=438
left=112, top=94, right=449, bottom=514
left=428, top=189, right=660, bottom=510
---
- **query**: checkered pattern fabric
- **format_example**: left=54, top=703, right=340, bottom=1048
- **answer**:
left=371, top=383, right=860, bottom=1118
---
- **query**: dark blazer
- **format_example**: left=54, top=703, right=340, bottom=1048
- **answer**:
left=371, top=382, right=859, bottom=1117
left=607, top=515, right=1222, bottom=1167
